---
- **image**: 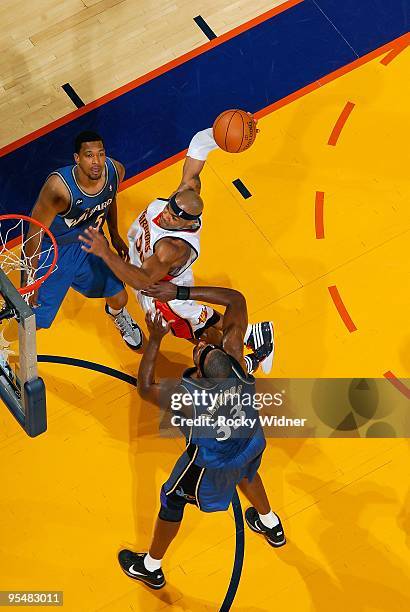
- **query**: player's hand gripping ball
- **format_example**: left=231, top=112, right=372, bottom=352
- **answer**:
left=213, top=109, right=258, bottom=153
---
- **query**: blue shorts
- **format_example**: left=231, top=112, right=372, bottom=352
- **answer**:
left=35, top=241, right=124, bottom=328
left=159, top=442, right=264, bottom=522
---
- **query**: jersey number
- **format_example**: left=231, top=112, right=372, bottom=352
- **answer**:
left=94, top=213, right=105, bottom=231
left=214, top=404, right=247, bottom=441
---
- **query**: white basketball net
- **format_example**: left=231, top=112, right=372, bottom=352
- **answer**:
left=0, top=218, right=56, bottom=305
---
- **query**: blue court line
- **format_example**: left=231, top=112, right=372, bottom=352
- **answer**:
left=0, top=1, right=407, bottom=216
left=38, top=355, right=137, bottom=386
left=220, top=490, right=245, bottom=611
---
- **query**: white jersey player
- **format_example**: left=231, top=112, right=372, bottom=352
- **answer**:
left=80, top=122, right=275, bottom=373
left=127, top=194, right=218, bottom=340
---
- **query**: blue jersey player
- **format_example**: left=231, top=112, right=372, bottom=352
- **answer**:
left=117, top=284, right=286, bottom=590
left=25, top=131, right=142, bottom=349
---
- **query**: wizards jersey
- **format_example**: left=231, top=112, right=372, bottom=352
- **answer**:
left=128, top=198, right=201, bottom=285
left=44, top=157, right=119, bottom=245
left=180, top=357, right=266, bottom=470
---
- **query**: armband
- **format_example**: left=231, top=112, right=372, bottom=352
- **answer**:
left=176, top=286, right=191, bottom=300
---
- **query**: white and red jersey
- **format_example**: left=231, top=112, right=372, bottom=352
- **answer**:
left=128, top=198, right=201, bottom=286
left=128, top=197, right=216, bottom=340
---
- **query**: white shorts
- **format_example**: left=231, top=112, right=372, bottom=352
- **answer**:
left=136, top=291, right=219, bottom=340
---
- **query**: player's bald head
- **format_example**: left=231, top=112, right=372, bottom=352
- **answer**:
left=175, top=189, right=203, bottom=216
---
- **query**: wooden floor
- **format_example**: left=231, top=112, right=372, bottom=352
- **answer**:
left=1, top=3, right=410, bottom=611
left=0, top=0, right=284, bottom=147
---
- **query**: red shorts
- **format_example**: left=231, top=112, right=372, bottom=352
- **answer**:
left=136, top=291, right=219, bottom=340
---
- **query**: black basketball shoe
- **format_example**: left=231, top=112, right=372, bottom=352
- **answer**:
left=244, top=322, right=274, bottom=373
left=244, top=342, right=274, bottom=375
left=245, top=321, right=273, bottom=350
left=118, top=550, right=165, bottom=589
left=245, top=507, right=286, bottom=547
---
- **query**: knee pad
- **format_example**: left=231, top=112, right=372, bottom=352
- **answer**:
left=158, top=502, right=184, bottom=522
left=159, top=486, right=185, bottom=522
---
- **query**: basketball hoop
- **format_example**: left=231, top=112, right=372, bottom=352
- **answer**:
left=0, top=214, right=58, bottom=309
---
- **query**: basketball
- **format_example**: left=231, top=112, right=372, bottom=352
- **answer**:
left=213, top=109, right=257, bottom=153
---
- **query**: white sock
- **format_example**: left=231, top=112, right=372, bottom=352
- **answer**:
left=107, top=306, right=122, bottom=316
left=258, top=510, right=279, bottom=529
left=144, top=552, right=162, bottom=572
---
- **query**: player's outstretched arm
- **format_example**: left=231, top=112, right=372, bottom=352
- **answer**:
left=138, top=311, right=179, bottom=406
left=79, top=229, right=188, bottom=290
left=176, top=113, right=258, bottom=194
left=175, top=128, right=218, bottom=194
left=176, top=157, right=205, bottom=194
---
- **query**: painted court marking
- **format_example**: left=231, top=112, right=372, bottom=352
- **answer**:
left=232, top=178, right=252, bottom=199
left=194, top=15, right=217, bottom=40
left=327, top=101, right=355, bottom=146
left=38, top=355, right=137, bottom=386
left=61, top=83, right=85, bottom=109
left=328, top=285, right=357, bottom=333
left=380, top=34, right=409, bottom=65
left=383, top=371, right=410, bottom=400
left=322, top=65, right=407, bottom=386
left=315, top=191, right=325, bottom=239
